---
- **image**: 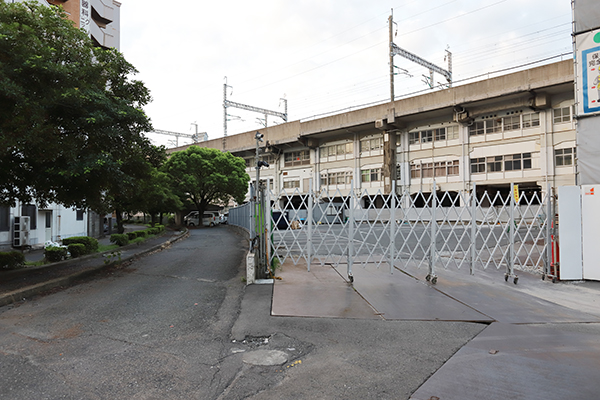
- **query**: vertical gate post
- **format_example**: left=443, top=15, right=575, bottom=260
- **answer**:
left=307, top=179, right=313, bottom=272
left=347, top=183, right=355, bottom=282
left=266, top=187, right=272, bottom=274
left=509, top=182, right=515, bottom=279
left=429, top=181, right=437, bottom=280
left=545, top=183, right=552, bottom=277
left=470, top=182, right=477, bottom=275
left=249, top=183, right=255, bottom=249
left=390, top=181, right=396, bottom=274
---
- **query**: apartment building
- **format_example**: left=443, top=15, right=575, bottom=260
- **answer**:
left=47, top=0, right=121, bottom=50
left=171, top=60, right=576, bottom=208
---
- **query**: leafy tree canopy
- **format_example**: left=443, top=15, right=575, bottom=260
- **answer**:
left=163, top=146, right=250, bottom=215
left=0, top=1, right=154, bottom=209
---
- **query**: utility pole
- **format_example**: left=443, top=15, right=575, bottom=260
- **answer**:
left=389, top=11, right=395, bottom=102
left=223, top=78, right=287, bottom=142
left=388, top=11, right=452, bottom=92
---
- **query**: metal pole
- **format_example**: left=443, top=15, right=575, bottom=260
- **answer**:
left=390, top=181, right=396, bottom=274
left=249, top=183, right=255, bottom=248
left=348, top=181, right=355, bottom=282
left=509, top=183, right=515, bottom=280
left=545, top=184, right=552, bottom=277
left=307, top=178, right=313, bottom=272
left=260, top=185, right=269, bottom=278
left=389, top=11, right=395, bottom=102
left=223, top=79, right=228, bottom=137
left=470, top=182, right=477, bottom=275
left=266, top=186, right=272, bottom=275
left=429, top=181, right=437, bottom=282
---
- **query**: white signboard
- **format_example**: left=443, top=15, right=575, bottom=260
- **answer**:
left=80, top=0, right=91, bottom=34
left=576, top=29, right=600, bottom=116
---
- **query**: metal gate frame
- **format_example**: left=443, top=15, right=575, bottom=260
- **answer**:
left=266, top=181, right=554, bottom=285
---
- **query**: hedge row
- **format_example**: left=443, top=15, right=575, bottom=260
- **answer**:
left=110, top=225, right=166, bottom=247
left=0, top=251, right=25, bottom=270
left=45, top=246, right=68, bottom=262
left=67, top=243, right=86, bottom=258
left=62, top=236, right=99, bottom=254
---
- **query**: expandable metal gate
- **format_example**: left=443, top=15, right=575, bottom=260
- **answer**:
left=262, top=181, right=554, bottom=285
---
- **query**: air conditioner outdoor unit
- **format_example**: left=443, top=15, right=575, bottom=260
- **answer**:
left=13, top=216, right=30, bottom=247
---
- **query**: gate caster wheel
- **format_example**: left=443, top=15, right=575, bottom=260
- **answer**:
left=504, top=274, right=509, bottom=282
left=431, top=276, right=438, bottom=285
left=513, top=276, right=519, bottom=285
left=426, top=274, right=431, bottom=282
left=348, top=275, right=354, bottom=283
left=542, top=274, right=546, bottom=281
left=552, top=276, right=558, bottom=283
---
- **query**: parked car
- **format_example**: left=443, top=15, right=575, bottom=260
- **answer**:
left=184, top=211, right=200, bottom=226
left=202, top=212, right=219, bottom=227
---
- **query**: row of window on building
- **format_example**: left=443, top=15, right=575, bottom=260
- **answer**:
left=318, top=168, right=383, bottom=187
left=409, top=126, right=460, bottom=145
left=410, top=160, right=460, bottom=179
left=408, top=107, right=571, bottom=145
left=316, top=148, right=576, bottom=188
left=470, top=153, right=532, bottom=174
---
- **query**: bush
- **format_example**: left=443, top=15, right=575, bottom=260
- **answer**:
left=110, top=233, right=129, bottom=247
left=135, top=230, right=147, bottom=238
left=155, top=224, right=165, bottom=233
left=62, top=236, right=98, bottom=254
left=131, top=236, right=145, bottom=245
left=147, top=227, right=159, bottom=235
left=45, top=246, right=68, bottom=262
left=67, top=243, right=86, bottom=258
left=126, top=232, right=137, bottom=240
left=0, top=251, right=26, bottom=270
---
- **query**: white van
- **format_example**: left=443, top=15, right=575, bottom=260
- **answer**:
left=202, top=212, right=219, bottom=227
left=184, top=211, right=200, bottom=226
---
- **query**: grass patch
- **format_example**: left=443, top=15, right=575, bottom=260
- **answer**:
left=25, top=260, right=46, bottom=267
left=98, top=244, right=119, bottom=252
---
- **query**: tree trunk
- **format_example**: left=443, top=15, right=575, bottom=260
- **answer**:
left=116, top=209, right=125, bottom=234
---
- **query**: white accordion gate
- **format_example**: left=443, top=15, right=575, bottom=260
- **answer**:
left=267, top=182, right=553, bottom=285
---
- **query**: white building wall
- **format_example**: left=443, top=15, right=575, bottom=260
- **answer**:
left=0, top=203, right=88, bottom=250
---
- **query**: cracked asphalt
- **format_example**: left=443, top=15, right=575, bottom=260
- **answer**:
left=0, top=227, right=484, bottom=399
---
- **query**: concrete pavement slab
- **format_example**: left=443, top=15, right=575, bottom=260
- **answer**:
left=334, top=263, right=493, bottom=322
left=409, top=322, right=600, bottom=400
left=397, top=261, right=600, bottom=324
left=271, top=262, right=380, bottom=319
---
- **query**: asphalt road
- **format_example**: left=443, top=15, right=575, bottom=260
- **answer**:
left=0, top=226, right=485, bottom=399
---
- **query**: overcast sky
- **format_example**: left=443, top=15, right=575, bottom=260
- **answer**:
left=119, top=0, right=573, bottom=148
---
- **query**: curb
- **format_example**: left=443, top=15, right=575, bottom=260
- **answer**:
left=0, top=229, right=190, bottom=308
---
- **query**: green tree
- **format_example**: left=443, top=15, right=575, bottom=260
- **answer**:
left=131, top=168, right=183, bottom=226
left=163, top=146, right=250, bottom=217
left=104, top=144, right=169, bottom=233
left=0, top=1, right=153, bottom=209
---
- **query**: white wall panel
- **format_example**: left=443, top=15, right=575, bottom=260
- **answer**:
left=581, top=185, right=600, bottom=281
left=558, top=186, right=583, bottom=280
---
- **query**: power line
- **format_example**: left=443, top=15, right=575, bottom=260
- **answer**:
left=299, top=52, right=573, bottom=122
